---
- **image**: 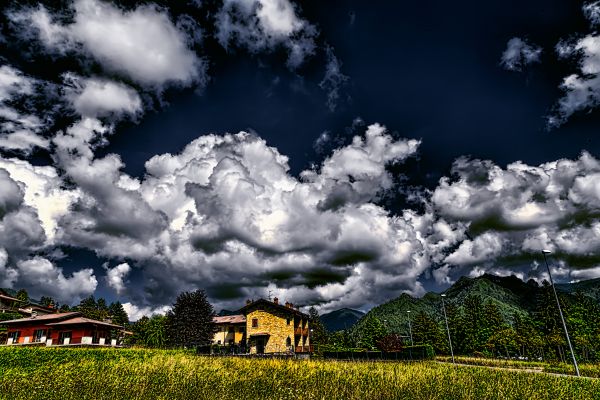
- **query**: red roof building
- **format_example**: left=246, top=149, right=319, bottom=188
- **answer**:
left=0, top=312, right=126, bottom=347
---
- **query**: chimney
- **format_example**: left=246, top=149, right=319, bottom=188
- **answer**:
left=246, top=299, right=252, bottom=305
left=31, top=311, right=38, bottom=318
left=273, top=297, right=279, bottom=305
left=288, top=303, right=293, bottom=309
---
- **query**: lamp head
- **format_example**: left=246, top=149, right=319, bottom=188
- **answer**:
left=542, top=249, right=552, bottom=254
left=441, top=294, right=446, bottom=297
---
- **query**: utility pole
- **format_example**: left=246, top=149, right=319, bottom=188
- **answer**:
left=407, top=310, right=413, bottom=346
left=441, top=294, right=454, bottom=364
left=542, top=250, right=580, bottom=377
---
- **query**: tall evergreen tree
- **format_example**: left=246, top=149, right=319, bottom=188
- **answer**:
left=39, top=296, right=56, bottom=308
left=130, top=316, right=150, bottom=346
left=75, top=296, right=111, bottom=320
left=482, top=302, right=504, bottom=335
left=355, top=316, right=387, bottom=350
left=413, top=311, right=445, bottom=353
left=165, top=290, right=217, bottom=347
left=109, top=301, right=129, bottom=326
left=15, top=289, right=28, bottom=302
left=308, top=306, right=328, bottom=348
left=462, top=295, right=486, bottom=354
left=444, top=301, right=464, bottom=354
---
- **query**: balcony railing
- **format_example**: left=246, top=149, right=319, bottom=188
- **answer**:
left=295, top=345, right=313, bottom=353
left=294, top=327, right=308, bottom=336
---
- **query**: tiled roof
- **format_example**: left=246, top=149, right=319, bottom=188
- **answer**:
left=0, top=311, right=81, bottom=324
left=46, top=317, right=123, bottom=329
left=239, top=299, right=309, bottom=318
left=213, top=315, right=246, bottom=324
left=0, top=293, right=21, bottom=302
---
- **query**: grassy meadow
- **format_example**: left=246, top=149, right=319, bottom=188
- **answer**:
left=0, top=347, right=599, bottom=400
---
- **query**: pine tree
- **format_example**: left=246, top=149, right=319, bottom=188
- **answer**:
left=486, top=327, right=519, bottom=358
left=59, top=304, right=71, bottom=312
left=444, top=301, right=464, bottom=354
left=130, top=316, right=150, bottom=346
left=75, top=296, right=111, bottom=320
left=165, top=290, right=217, bottom=348
left=308, top=306, right=328, bottom=348
left=413, top=311, right=445, bottom=353
left=481, top=301, right=505, bottom=346
left=109, top=301, right=129, bottom=326
left=462, top=295, right=486, bottom=354
left=15, top=289, right=29, bottom=302
left=355, top=316, right=387, bottom=350
left=39, top=296, right=55, bottom=308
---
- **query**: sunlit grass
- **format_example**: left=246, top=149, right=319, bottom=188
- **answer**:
left=0, top=348, right=598, bottom=400
left=437, top=355, right=600, bottom=378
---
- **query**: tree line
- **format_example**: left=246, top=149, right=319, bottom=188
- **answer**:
left=316, top=283, right=600, bottom=362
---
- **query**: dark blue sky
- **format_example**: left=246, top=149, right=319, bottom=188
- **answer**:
left=106, top=0, right=598, bottom=183
left=2, top=0, right=600, bottom=314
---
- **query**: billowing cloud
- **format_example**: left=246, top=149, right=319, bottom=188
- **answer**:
left=105, top=262, right=131, bottom=295
left=0, top=157, right=77, bottom=242
left=0, top=168, right=23, bottom=217
left=11, top=0, right=202, bottom=88
left=215, top=0, right=317, bottom=68
left=430, top=152, right=600, bottom=283
left=122, top=302, right=171, bottom=321
left=547, top=2, right=600, bottom=127
left=64, top=75, right=142, bottom=119
left=14, top=257, right=97, bottom=303
left=0, top=65, right=48, bottom=153
left=500, top=37, right=542, bottom=72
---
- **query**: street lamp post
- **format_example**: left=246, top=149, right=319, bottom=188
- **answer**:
left=541, top=250, right=580, bottom=377
left=407, top=310, right=414, bottom=346
left=441, top=294, right=455, bottom=364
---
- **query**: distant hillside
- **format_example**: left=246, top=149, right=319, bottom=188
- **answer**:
left=320, top=308, right=365, bottom=332
left=353, top=273, right=600, bottom=336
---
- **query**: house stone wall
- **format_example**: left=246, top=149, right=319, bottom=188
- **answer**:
left=246, top=307, right=295, bottom=354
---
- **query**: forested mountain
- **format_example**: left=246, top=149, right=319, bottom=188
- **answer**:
left=339, top=274, right=600, bottom=361
left=320, top=308, right=365, bottom=332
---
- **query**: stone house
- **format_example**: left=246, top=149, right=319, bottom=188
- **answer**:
left=211, top=298, right=312, bottom=354
left=240, top=298, right=311, bottom=354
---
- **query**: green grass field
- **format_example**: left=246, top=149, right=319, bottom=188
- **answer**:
left=0, top=347, right=599, bottom=400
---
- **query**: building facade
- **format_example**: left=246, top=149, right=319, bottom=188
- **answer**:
left=212, top=315, right=246, bottom=346
left=239, top=298, right=311, bottom=354
left=0, top=312, right=125, bottom=346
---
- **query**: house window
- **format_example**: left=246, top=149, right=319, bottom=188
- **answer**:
left=286, top=318, right=291, bottom=325
left=8, top=331, right=20, bottom=342
left=228, top=327, right=235, bottom=334
left=252, top=318, right=258, bottom=328
left=58, top=331, right=72, bottom=345
left=238, top=327, right=244, bottom=333
left=33, top=329, right=46, bottom=342
left=286, top=337, right=291, bottom=347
